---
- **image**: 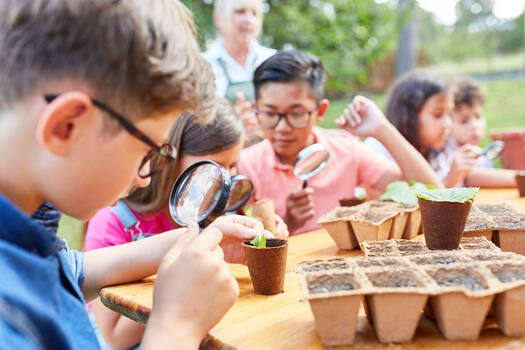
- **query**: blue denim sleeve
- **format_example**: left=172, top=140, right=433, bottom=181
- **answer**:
left=0, top=317, right=41, bottom=349
left=60, top=239, right=85, bottom=287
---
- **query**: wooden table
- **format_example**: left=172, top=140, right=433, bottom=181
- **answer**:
left=101, top=188, right=525, bottom=349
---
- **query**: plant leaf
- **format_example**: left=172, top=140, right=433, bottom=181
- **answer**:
left=416, top=187, right=479, bottom=202
left=244, top=206, right=253, bottom=217
left=380, top=181, right=439, bottom=204
left=380, top=181, right=417, bottom=204
left=250, top=234, right=266, bottom=248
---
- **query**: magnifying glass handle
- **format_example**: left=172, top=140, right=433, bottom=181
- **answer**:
left=302, top=180, right=308, bottom=189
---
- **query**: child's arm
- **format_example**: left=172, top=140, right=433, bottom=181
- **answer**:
left=336, top=95, right=443, bottom=189
left=82, top=215, right=268, bottom=301
left=92, top=298, right=145, bottom=349
left=442, top=144, right=480, bottom=187
left=465, top=167, right=518, bottom=187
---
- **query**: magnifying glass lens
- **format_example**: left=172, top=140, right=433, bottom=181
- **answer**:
left=170, top=161, right=229, bottom=227
left=225, top=176, right=253, bottom=212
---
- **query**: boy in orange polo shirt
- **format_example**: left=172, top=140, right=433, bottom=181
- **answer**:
left=239, top=51, right=442, bottom=234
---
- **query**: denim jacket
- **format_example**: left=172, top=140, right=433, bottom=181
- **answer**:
left=0, top=194, right=99, bottom=349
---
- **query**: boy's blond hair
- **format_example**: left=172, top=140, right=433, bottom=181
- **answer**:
left=0, top=0, right=215, bottom=121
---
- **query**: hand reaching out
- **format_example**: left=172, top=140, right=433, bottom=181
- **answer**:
left=210, top=215, right=274, bottom=264
left=284, top=187, right=315, bottom=234
left=144, top=223, right=238, bottom=348
left=445, top=144, right=481, bottom=187
left=335, top=95, right=389, bottom=138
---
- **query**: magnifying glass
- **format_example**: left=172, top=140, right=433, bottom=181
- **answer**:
left=293, top=143, right=330, bottom=188
left=169, top=160, right=231, bottom=228
left=482, top=140, right=504, bottom=160
left=224, top=174, right=254, bottom=213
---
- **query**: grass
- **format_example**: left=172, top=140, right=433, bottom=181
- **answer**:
left=319, top=78, right=525, bottom=146
left=57, top=215, right=86, bottom=251
left=428, top=52, right=525, bottom=77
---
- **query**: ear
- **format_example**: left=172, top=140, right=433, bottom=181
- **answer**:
left=315, top=99, right=330, bottom=122
left=35, top=92, right=94, bottom=155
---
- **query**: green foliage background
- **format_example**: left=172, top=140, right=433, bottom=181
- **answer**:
left=181, top=0, right=399, bottom=97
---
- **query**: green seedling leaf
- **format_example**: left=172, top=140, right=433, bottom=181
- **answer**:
left=356, top=194, right=366, bottom=200
left=244, top=206, right=253, bottom=217
left=380, top=181, right=417, bottom=204
left=380, top=181, right=438, bottom=204
left=416, top=187, right=479, bottom=202
left=250, top=233, right=266, bottom=248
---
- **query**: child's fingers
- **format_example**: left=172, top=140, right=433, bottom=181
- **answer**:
left=196, top=226, right=223, bottom=251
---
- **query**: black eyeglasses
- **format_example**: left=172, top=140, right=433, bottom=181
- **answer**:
left=254, top=105, right=318, bottom=129
left=44, top=94, right=176, bottom=178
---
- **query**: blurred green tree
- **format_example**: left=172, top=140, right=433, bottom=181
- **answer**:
left=182, top=0, right=399, bottom=97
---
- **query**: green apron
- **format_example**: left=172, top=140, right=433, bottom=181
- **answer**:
left=218, top=58, right=256, bottom=103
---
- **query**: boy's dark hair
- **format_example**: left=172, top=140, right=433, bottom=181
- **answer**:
left=253, top=50, right=326, bottom=100
left=0, top=0, right=215, bottom=121
left=386, top=70, right=446, bottom=156
left=451, top=77, right=485, bottom=109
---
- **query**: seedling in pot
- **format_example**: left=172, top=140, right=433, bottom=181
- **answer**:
left=416, top=187, right=479, bottom=250
left=243, top=237, right=288, bottom=295
left=250, top=233, right=266, bottom=248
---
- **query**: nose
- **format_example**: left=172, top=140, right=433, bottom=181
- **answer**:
left=275, top=115, right=292, bottom=133
left=443, top=114, right=452, bottom=132
left=228, top=166, right=238, bottom=177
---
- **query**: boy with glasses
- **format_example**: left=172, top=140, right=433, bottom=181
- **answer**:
left=0, top=1, right=269, bottom=349
left=239, top=51, right=442, bottom=234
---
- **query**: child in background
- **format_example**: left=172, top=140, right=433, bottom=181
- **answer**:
left=86, top=99, right=288, bottom=350
left=239, top=51, right=442, bottom=235
left=366, top=71, right=517, bottom=188
left=0, top=1, right=267, bottom=349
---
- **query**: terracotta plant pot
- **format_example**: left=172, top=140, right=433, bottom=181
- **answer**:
left=490, top=128, right=525, bottom=170
left=251, top=200, right=277, bottom=234
left=338, top=197, right=366, bottom=207
left=418, top=197, right=472, bottom=250
left=318, top=207, right=360, bottom=250
left=459, top=236, right=499, bottom=251
left=299, top=271, right=364, bottom=347
left=400, top=205, right=421, bottom=239
left=394, top=239, right=428, bottom=256
left=424, top=265, right=493, bottom=341
left=243, top=239, right=288, bottom=295
left=515, top=172, right=525, bottom=197
left=487, top=262, right=525, bottom=337
left=491, top=212, right=525, bottom=255
left=350, top=211, right=395, bottom=248
left=320, top=220, right=357, bottom=250
left=389, top=211, right=408, bottom=240
left=363, top=268, right=429, bottom=343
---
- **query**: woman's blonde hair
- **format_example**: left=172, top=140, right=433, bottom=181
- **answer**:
left=214, top=0, right=264, bottom=38
left=125, top=98, right=244, bottom=213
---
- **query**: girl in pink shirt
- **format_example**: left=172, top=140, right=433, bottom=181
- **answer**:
left=85, top=99, right=288, bottom=349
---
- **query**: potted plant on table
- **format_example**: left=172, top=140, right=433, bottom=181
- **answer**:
left=243, top=234, right=288, bottom=295
left=416, top=187, right=479, bottom=250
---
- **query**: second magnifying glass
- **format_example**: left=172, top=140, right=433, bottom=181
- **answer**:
left=169, top=160, right=254, bottom=228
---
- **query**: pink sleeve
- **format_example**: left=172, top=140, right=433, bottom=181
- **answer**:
left=238, top=150, right=260, bottom=206
left=84, top=207, right=132, bottom=251
left=354, top=140, right=396, bottom=188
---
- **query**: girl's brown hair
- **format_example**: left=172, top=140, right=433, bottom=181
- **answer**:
left=125, top=98, right=244, bottom=213
left=385, top=70, right=447, bottom=158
